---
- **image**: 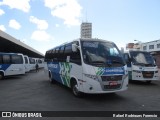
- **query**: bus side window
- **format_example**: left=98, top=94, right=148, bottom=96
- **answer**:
left=52, top=48, right=59, bottom=62
left=11, top=55, right=23, bottom=64
left=59, top=46, right=65, bottom=62
left=3, top=55, right=11, bottom=64
left=64, top=43, right=72, bottom=62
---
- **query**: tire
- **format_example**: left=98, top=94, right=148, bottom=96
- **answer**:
left=146, top=80, right=151, bottom=84
left=0, top=73, right=4, bottom=80
left=71, top=80, right=82, bottom=97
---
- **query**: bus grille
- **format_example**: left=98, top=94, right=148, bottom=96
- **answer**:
left=142, top=71, right=154, bottom=78
left=101, top=75, right=122, bottom=81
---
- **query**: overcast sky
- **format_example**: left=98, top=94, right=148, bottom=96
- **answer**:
left=0, top=0, right=160, bottom=54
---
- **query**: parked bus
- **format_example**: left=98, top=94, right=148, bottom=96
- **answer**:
left=45, top=38, right=128, bottom=97
left=37, top=58, right=44, bottom=68
left=0, top=52, right=25, bottom=80
left=124, top=50, right=159, bottom=83
left=24, top=55, right=30, bottom=72
left=29, top=57, right=36, bottom=70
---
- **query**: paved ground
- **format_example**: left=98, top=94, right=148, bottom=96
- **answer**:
left=0, top=69, right=160, bottom=119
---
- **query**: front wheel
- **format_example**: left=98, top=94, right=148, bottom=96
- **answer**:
left=71, top=80, right=82, bottom=97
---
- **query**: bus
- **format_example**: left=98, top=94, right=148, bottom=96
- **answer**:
left=124, top=50, right=159, bottom=83
left=24, top=55, right=30, bottom=72
left=45, top=38, right=128, bottom=97
left=37, top=58, right=44, bottom=68
left=29, top=57, right=36, bottom=70
left=0, top=52, right=25, bottom=80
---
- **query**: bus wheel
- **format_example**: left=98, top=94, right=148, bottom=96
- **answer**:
left=146, top=80, right=151, bottom=84
left=49, top=72, right=55, bottom=84
left=71, top=80, right=82, bottom=97
left=0, top=73, right=4, bottom=80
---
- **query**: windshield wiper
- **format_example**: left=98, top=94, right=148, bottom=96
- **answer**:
left=91, top=61, right=105, bottom=64
left=112, top=60, right=125, bottom=66
left=91, top=61, right=113, bottom=67
left=133, top=62, right=145, bottom=66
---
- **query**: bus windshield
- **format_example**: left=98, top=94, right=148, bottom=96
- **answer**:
left=81, top=41, right=125, bottom=67
left=130, top=51, right=155, bottom=66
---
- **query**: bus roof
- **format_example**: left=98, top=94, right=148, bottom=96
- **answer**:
left=46, top=38, right=114, bottom=52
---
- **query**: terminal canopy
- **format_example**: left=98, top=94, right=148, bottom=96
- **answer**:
left=0, top=30, right=44, bottom=58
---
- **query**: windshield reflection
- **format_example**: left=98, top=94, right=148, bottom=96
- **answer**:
left=81, top=41, right=125, bottom=67
left=130, top=51, right=155, bottom=66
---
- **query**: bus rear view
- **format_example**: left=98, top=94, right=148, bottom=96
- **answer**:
left=0, top=53, right=25, bottom=80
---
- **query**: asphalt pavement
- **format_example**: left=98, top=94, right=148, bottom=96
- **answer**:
left=0, top=69, right=160, bottom=119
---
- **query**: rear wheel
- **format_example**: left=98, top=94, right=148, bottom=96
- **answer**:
left=71, top=80, right=82, bottom=97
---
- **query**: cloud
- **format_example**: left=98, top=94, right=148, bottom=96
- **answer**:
left=55, top=24, right=60, bottom=27
left=0, top=9, right=5, bottom=15
left=9, top=19, right=21, bottom=30
left=29, top=16, right=48, bottom=30
left=31, top=30, right=51, bottom=41
left=0, top=25, right=6, bottom=31
left=44, top=0, right=82, bottom=26
left=0, top=0, right=30, bottom=12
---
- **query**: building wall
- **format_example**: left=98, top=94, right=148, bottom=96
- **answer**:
left=80, top=22, right=92, bottom=38
left=126, top=43, right=134, bottom=49
left=141, top=40, right=160, bottom=52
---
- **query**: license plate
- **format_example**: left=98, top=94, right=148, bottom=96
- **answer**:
left=145, top=74, right=151, bottom=77
left=109, top=81, right=118, bottom=86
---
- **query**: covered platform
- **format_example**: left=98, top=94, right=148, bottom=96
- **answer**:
left=0, top=30, right=44, bottom=58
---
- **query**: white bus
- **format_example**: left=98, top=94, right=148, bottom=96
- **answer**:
left=0, top=52, right=25, bottom=80
left=24, top=55, right=30, bottom=72
left=37, top=58, right=44, bottom=68
left=29, top=57, right=36, bottom=70
left=124, top=50, right=159, bottom=83
left=45, top=38, right=128, bottom=97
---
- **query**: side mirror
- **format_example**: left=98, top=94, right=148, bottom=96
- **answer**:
left=72, top=44, right=78, bottom=52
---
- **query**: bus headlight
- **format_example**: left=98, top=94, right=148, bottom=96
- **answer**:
left=155, top=71, right=158, bottom=73
left=84, top=74, right=99, bottom=81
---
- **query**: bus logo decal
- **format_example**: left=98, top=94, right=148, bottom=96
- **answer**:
left=96, top=67, right=124, bottom=76
left=59, top=62, right=72, bottom=87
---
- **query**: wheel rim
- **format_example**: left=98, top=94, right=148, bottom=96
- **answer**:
left=73, top=84, right=79, bottom=96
